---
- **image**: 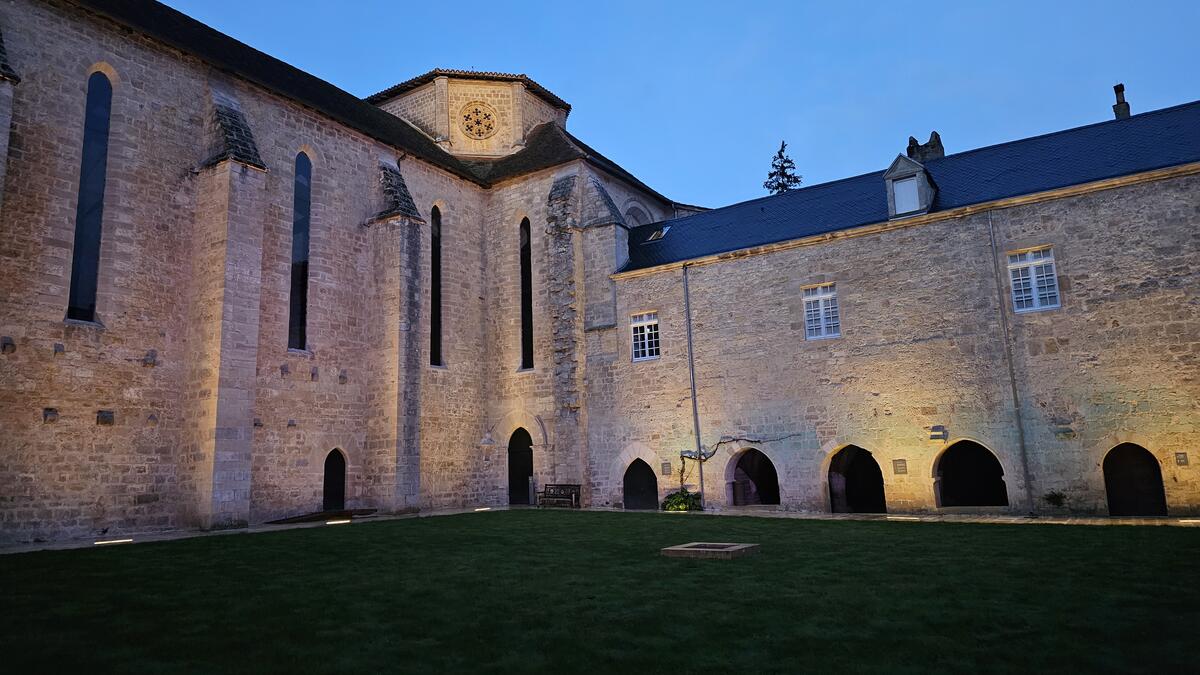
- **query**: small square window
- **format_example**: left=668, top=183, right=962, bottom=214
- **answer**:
left=802, top=283, right=840, bottom=340
left=1008, top=246, right=1061, bottom=313
left=631, top=312, right=660, bottom=362
left=893, top=176, right=919, bottom=214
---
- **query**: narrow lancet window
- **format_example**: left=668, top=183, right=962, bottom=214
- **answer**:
left=288, top=152, right=312, bottom=349
left=67, top=72, right=114, bottom=322
left=430, top=206, right=444, bottom=366
left=519, top=217, right=533, bottom=369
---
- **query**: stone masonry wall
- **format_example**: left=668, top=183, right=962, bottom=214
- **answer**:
left=0, top=0, right=492, bottom=542
left=0, top=0, right=202, bottom=542
left=596, top=174, right=1200, bottom=515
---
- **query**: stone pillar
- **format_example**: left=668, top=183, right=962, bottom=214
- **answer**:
left=510, top=81, right=525, bottom=148
left=544, top=174, right=588, bottom=490
left=365, top=213, right=424, bottom=512
left=433, top=76, right=450, bottom=148
left=183, top=160, right=265, bottom=529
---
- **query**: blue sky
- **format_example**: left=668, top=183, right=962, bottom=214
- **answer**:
left=162, top=0, right=1200, bottom=208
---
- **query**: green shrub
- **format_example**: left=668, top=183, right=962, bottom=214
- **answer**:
left=661, top=488, right=702, bottom=512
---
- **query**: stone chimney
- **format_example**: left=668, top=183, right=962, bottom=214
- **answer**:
left=906, top=131, right=944, bottom=163
left=1112, top=83, right=1130, bottom=120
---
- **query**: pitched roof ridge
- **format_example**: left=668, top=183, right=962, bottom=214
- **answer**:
left=635, top=169, right=888, bottom=231
left=364, top=68, right=571, bottom=112
left=930, top=98, right=1200, bottom=165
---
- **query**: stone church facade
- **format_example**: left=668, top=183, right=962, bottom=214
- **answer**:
left=1, top=0, right=1197, bottom=543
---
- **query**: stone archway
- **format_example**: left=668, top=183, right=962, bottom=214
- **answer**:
left=934, top=440, right=1008, bottom=507
left=828, top=445, right=887, bottom=513
left=323, top=449, right=346, bottom=511
left=730, top=448, right=780, bottom=506
left=623, top=459, right=659, bottom=510
left=508, top=428, right=534, bottom=505
left=1103, top=443, right=1167, bottom=516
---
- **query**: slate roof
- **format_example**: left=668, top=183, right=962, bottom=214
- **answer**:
left=623, top=99, right=1200, bottom=272
left=74, top=0, right=485, bottom=184
left=366, top=69, right=571, bottom=113
left=71, top=1, right=669, bottom=197
left=462, top=122, right=673, bottom=204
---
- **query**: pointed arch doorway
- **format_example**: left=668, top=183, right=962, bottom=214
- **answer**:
left=508, top=428, right=534, bottom=505
left=623, top=459, right=659, bottom=510
left=323, top=449, right=346, bottom=511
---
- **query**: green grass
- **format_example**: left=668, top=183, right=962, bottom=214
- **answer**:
left=2, top=511, right=1197, bottom=674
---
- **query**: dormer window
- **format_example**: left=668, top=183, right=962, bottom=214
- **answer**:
left=883, top=155, right=936, bottom=219
left=893, top=176, right=919, bottom=214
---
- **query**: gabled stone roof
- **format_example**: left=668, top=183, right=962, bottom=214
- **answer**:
left=463, top=122, right=672, bottom=206
left=202, top=87, right=265, bottom=170
left=373, top=163, right=422, bottom=222
left=365, top=68, right=570, bottom=113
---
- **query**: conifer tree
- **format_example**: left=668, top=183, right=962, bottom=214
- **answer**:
left=763, top=140, right=802, bottom=195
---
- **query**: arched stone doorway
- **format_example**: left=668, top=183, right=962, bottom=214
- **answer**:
left=1103, top=443, right=1167, bottom=517
left=731, top=448, right=780, bottom=506
left=623, top=459, right=659, bottom=510
left=508, top=428, right=534, bottom=505
left=829, top=445, right=887, bottom=513
left=934, top=441, right=1008, bottom=507
left=323, top=449, right=346, bottom=511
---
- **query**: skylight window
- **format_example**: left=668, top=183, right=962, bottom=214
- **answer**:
left=645, top=225, right=671, bottom=243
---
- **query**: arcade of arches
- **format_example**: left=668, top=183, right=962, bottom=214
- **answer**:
left=311, top=438, right=1171, bottom=517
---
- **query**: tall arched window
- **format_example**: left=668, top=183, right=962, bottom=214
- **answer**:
left=288, top=152, right=312, bottom=350
left=430, top=205, right=443, bottom=366
left=67, top=71, right=114, bottom=322
left=519, top=217, right=533, bottom=369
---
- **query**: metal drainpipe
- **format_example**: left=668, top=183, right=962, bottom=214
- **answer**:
left=987, top=210, right=1036, bottom=513
left=682, top=263, right=706, bottom=508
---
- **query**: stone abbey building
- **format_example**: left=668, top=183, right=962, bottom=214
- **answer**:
left=1, top=0, right=1198, bottom=543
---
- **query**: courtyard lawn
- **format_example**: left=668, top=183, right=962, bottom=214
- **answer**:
left=2, top=511, right=1197, bottom=674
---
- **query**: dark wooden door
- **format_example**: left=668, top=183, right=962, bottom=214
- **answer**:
left=623, top=459, right=659, bottom=510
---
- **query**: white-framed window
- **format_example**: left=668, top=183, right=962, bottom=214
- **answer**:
left=893, top=176, right=919, bottom=214
left=803, top=283, right=840, bottom=339
left=631, top=311, right=660, bottom=361
left=1008, top=247, right=1060, bottom=313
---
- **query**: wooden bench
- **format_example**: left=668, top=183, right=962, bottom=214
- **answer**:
left=537, top=484, right=581, bottom=508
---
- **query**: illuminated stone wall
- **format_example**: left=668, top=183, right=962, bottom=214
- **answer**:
left=596, top=174, right=1200, bottom=515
